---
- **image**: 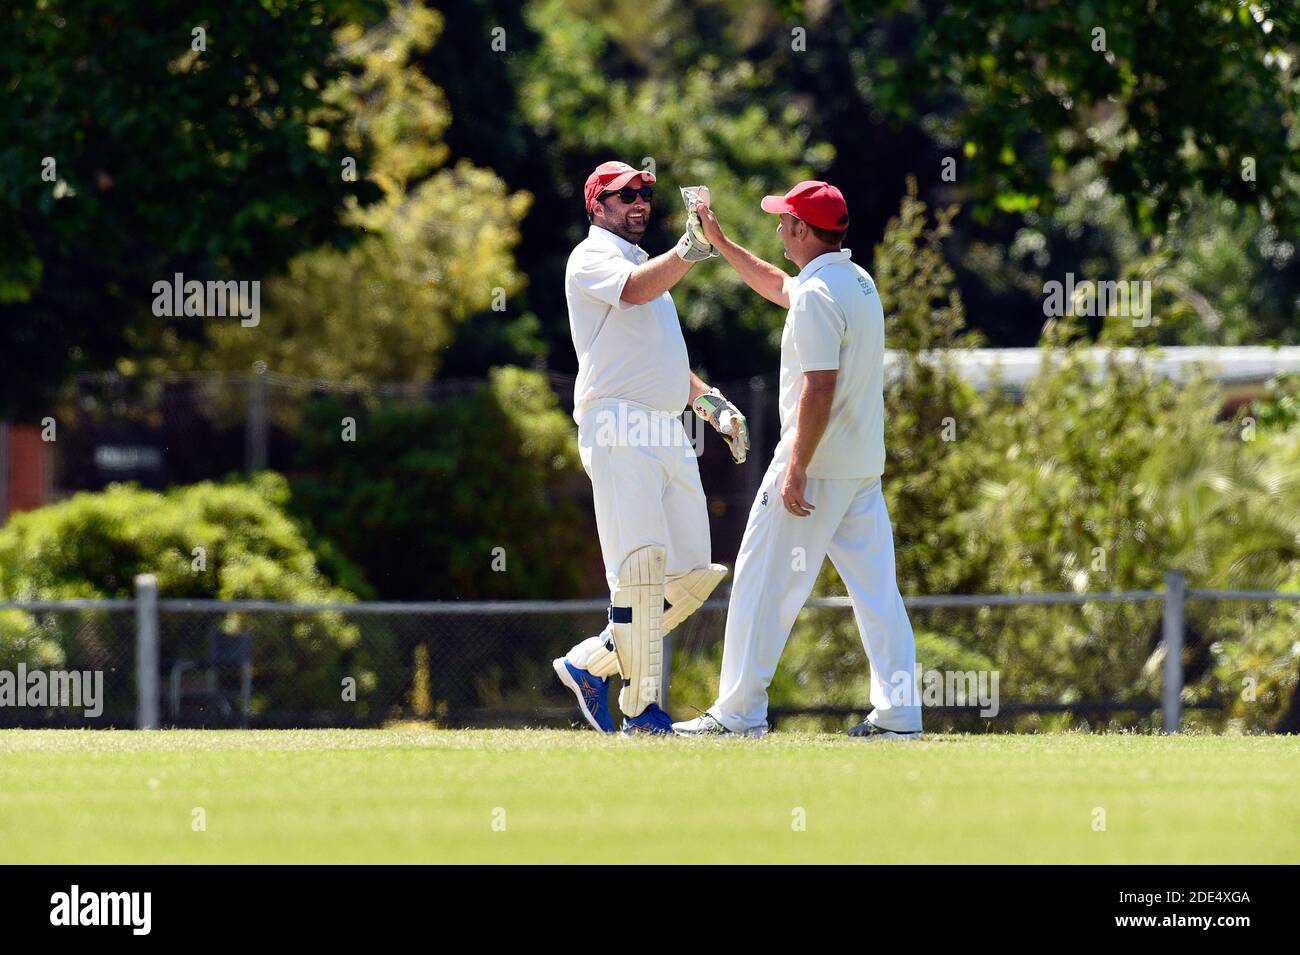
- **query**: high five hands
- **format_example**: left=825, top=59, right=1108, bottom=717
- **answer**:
left=695, top=199, right=727, bottom=249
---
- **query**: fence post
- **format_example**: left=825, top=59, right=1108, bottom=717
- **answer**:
left=1162, top=570, right=1185, bottom=734
left=135, top=573, right=160, bottom=730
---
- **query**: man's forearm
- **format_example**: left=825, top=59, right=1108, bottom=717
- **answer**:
left=621, top=250, right=694, bottom=305
left=715, top=236, right=791, bottom=309
left=790, top=374, right=836, bottom=471
left=688, top=371, right=710, bottom=403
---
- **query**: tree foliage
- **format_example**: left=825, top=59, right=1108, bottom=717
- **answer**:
left=0, top=0, right=385, bottom=416
left=960, top=157, right=1300, bottom=346
left=200, top=2, right=533, bottom=383
left=288, top=367, right=599, bottom=600
left=833, top=0, right=1300, bottom=234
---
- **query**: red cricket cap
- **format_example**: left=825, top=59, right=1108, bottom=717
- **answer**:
left=583, top=160, right=656, bottom=212
left=760, top=180, right=849, bottom=231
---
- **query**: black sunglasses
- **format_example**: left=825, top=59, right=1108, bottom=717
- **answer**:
left=599, top=185, right=654, bottom=204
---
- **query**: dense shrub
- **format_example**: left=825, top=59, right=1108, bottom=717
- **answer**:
left=0, top=474, right=377, bottom=719
left=289, top=366, right=598, bottom=601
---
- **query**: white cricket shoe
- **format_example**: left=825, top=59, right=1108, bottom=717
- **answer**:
left=672, top=714, right=766, bottom=738
left=847, top=718, right=924, bottom=740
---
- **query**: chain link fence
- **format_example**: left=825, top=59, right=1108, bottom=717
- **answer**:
left=2, top=574, right=1296, bottom=731
left=0, top=600, right=137, bottom=726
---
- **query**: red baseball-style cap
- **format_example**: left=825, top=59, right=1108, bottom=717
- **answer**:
left=583, top=160, right=656, bottom=212
left=760, top=180, right=849, bottom=231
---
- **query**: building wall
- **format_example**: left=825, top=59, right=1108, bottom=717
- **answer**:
left=2, top=423, right=50, bottom=521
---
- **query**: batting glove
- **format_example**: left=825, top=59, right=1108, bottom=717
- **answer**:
left=675, top=185, right=719, bottom=261
left=692, top=388, right=750, bottom=464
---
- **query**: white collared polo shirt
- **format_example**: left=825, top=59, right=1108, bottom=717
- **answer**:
left=771, top=248, right=887, bottom=479
left=565, top=225, right=691, bottom=423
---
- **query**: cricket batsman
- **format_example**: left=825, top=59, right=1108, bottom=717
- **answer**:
left=552, top=160, right=750, bottom=734
left=672, top=181, right=923, bottom=739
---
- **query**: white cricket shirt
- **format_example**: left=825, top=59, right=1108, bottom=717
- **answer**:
left=565, top=225, right=691, bottom=422
left=771, top=249, right=887, bottom=479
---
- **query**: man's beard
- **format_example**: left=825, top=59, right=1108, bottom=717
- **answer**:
left=605, top=208, right=649, bottom=244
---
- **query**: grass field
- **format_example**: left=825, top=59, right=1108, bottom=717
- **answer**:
left=1, top=728, right=1296, bottom=864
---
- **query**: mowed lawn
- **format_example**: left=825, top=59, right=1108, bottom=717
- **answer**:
left=0, top=729, right=1295, bottom=864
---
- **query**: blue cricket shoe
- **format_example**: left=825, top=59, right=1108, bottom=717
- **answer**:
left=552, top=657, right=616, bottom=733
left=622, top=702, right=675, bottom=735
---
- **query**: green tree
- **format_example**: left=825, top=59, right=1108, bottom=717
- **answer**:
left=833, top=0, right=1300, bottom=235
left=200, top=2, right=534, bottom=384
left=874, top=181, right=993, bottom=598
left=747, top=1, right=1299, bottom=347
left=0, top=0, right=385, bottom=416
left=960, top=158, right=1300, bottom=347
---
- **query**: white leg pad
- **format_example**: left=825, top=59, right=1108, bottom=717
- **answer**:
left=609, top=545, right=666, bottom=717
left=663, top=563, right=728, bottom=634
left=567, top=634, right=621, bottom=678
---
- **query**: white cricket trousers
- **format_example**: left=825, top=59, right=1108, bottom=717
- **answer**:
left=576, top=400, right=711, bottom=595
left=709, top=464, right=922, bottom=733
left=564, top=401, right=712, bottom=680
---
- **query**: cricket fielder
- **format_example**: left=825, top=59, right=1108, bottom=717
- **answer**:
left=672, top=181, right=923, bottom=739
left=552, top=161, right=750, bottom=734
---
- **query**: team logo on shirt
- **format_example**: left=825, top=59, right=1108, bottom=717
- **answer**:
left=761, top=492, right=769, bottom=507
